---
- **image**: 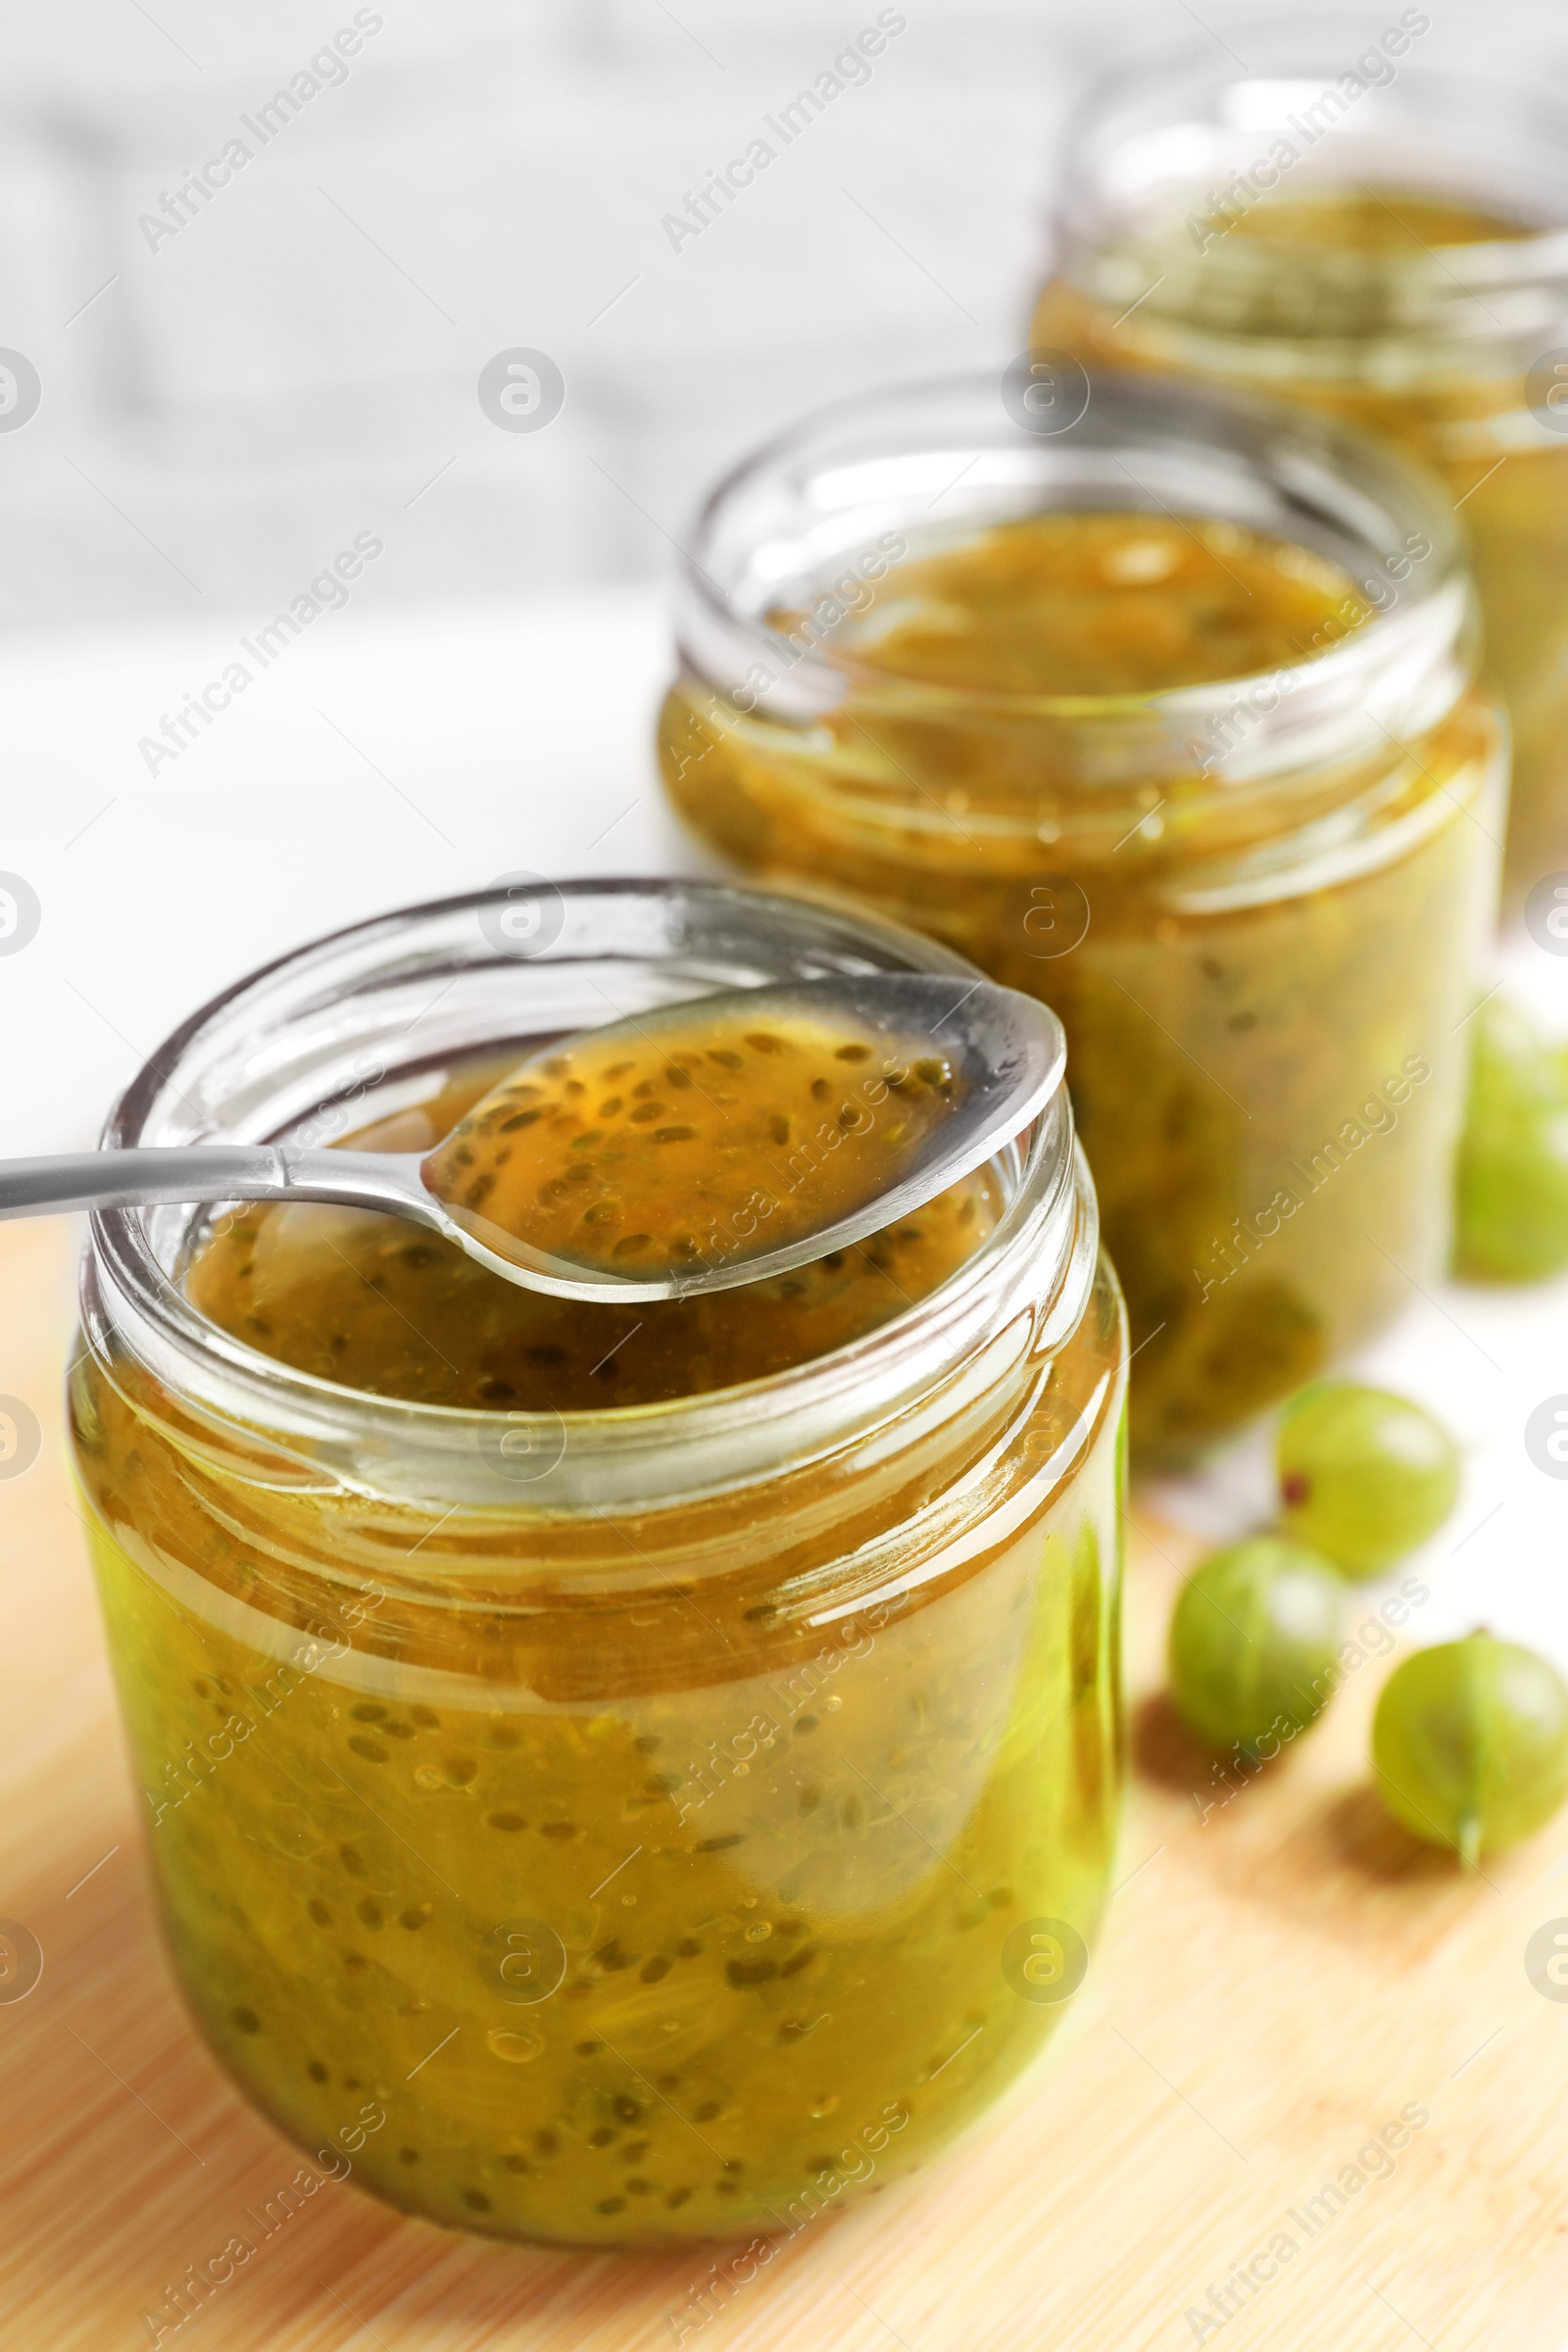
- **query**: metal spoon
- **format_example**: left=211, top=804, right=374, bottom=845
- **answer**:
left=0, top=975, right=1064, bottom=1304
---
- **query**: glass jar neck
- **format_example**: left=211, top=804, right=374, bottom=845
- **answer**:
left=1058, top=224, right=1568, bottom=374
left=1052, top=22, right=1568, bottom=367
left=81, top=883, right=1091, bottom=1530
left=677, top=370, right=1475, bottom=822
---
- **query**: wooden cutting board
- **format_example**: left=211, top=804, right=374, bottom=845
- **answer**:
left=2, top=1217, right=1564, bottom=2352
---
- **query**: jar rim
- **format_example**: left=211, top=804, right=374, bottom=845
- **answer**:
left=1052, top=14, right=1568, bottom=303
left=83, top=878, right=1090, bottom=1513
left=675, top=368, right=1472, bottom=786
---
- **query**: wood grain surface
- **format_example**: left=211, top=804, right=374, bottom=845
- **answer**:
left=2, top=1217, right=1564, bottom=2352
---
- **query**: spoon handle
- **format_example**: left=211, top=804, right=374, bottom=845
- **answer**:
left=0, top=1148, right=436, bottom=1223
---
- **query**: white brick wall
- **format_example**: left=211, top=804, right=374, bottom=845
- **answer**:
left=0, top=0, right=1556, bottom=623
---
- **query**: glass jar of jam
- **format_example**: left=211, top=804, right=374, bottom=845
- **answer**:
left=1029, top=17, right=1568, bottom=906
left=71, top=879, right=1125, bottom=2249
left=657, top=372, right=1503, bottom=1463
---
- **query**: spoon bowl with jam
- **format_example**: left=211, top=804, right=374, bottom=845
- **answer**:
left=0, top=974, right=1064, bottom=1301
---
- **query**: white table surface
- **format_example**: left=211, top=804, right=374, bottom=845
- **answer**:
left=4, top=583, right=1567, bottom=1684
left=0, top=582, right=700, bottom=1158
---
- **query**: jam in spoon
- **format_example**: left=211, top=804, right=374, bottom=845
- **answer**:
left=0, top=975, right=1064, bottom=1303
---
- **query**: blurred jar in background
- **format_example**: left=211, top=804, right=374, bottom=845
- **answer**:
left=1031, top=14, right=1568, bottom=909
left=658, top=372, right=1504, bottom=1464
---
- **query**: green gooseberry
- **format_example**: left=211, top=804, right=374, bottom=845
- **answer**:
left=1168, top=1537, right=1345, bottom=1757
left=1277, top=1380, right=1458, bottom=1579
left=1373, top=1635, right=1568, bottom=1866
left=1455, top=997, right=1568, bottom=1282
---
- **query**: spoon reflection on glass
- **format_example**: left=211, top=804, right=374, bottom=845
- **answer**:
left=0, top=975, right=1064, bottom=1303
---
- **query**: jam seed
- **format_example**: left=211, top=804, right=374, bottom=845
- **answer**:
left=726, top=1957, right=778, bottom=1988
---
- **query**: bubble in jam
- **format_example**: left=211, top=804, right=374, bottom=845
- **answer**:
left=420, top=1003, right=961, bottom=1278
